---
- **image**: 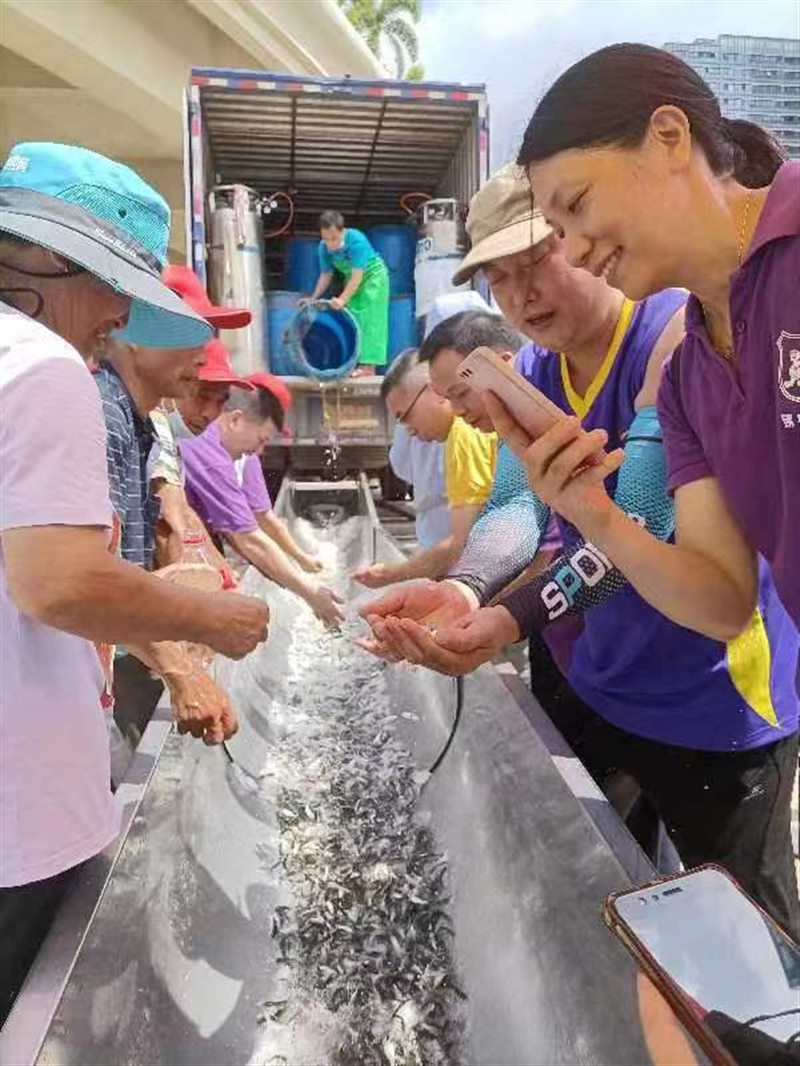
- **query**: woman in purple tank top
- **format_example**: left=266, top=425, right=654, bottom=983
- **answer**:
left=504, top=43, right=799, bottom=638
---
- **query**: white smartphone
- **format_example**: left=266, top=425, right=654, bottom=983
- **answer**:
left=605, top=865, right=800, bottom=1066
left=457, top=346, right=565, bottom=441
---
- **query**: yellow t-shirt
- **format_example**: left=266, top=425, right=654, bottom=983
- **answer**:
left=444, top=416, right=497, bottom=508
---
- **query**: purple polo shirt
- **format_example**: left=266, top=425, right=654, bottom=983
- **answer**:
left=238, top=454, right=272, bottom=514
left=178, top=421, right=258, bottom=535
left=658, top=160, right=800, bottom=627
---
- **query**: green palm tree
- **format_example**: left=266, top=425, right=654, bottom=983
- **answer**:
left=339, top=0, right=425, bottom=80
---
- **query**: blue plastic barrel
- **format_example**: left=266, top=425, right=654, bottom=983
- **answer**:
left=283, top=236, right=320, bottom=294
left=286, top=301, right=360, bottom=381
left=388, top=295, right=416, bottom=363
left=265, top=290, right=302, bottom=376
left=368, top=224, right=416, bottom=296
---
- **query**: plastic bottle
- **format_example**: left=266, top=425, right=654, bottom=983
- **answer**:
left=158, top=532, right=223, bottom=668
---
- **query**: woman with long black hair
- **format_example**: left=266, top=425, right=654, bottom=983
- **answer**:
left=495, top=43, right=798, bottom=641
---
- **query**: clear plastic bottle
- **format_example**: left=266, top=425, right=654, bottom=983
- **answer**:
left=161, top=531, right=222, bottom=668
left=180, top=531, right=221, bottom=582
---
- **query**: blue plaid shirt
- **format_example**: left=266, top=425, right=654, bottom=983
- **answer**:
left=95, top=363, right=159, bottom=569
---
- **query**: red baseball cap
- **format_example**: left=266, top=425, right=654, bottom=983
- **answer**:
left=247, top=372, right=292, bottom=412
left=163, top=265, right=252, bottom=329
left=199, top=338, right=254, bottom=389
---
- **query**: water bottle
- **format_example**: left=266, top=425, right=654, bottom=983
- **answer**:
left=162, top=532, right=223, bottom=668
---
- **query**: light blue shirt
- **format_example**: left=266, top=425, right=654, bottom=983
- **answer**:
left=389, top=424, right=449, bottom=548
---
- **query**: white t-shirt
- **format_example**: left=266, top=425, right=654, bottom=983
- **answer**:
left=0, top=303, right=119, bottom=887
left=388, top=425, right=449, bottom=548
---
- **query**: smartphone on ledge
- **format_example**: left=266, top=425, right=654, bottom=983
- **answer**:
left=604, top=865, right=800, bottom=1066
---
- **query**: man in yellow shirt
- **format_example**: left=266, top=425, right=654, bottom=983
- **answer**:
left=353, top=347, right=496, bottom=588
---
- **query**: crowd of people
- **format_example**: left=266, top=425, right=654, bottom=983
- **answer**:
left=0, top=40, right=797, bottom=1032
left=0, top=143, right=342, bottom=1024
left=357, top=44, right=799, bottom=942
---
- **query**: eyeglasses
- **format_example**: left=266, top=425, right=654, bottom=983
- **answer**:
left=396, top=383, right=428, bottom=424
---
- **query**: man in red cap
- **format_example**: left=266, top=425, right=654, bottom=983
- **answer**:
left=150, top=275, right=254, bottom=540
left=234, top=373, right=322, bottom=575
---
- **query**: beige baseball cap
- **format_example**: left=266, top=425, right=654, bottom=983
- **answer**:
left=452, top=164, right=553, bottom=285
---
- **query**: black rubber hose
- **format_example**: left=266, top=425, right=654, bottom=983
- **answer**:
left=427, top=676, right=464, bottom=776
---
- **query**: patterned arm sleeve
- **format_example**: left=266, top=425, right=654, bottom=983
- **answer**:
left=446, top=443, right=551, bottom=604
left=501, top=406, right=675, bottom=636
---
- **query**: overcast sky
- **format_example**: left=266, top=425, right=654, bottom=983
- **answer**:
left=417, top=0, right=800, bottom=165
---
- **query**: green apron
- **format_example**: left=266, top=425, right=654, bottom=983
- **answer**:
left=335, top=257, right=390, bottom=366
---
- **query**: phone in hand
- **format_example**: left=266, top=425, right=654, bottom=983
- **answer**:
left=604, top=865, right=800, bottom=1066
left=457, top=346, right=565, bottom=441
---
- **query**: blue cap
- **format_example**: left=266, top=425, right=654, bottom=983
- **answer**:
left=0, top=143, right=213, bottom=348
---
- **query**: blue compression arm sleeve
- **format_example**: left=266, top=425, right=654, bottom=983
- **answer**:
left=501, top=407, right=674, bottom=636
left=446, top=442, right=550, bottom=604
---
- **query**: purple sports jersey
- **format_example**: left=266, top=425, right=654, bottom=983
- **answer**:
left=517, top=289, right=799, bottom=752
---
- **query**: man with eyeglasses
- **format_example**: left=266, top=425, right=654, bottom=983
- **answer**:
left=353, top=347, right=496, bottom=588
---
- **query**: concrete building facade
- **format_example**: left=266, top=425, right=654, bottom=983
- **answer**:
left=664, top=34, right=800, bottom=160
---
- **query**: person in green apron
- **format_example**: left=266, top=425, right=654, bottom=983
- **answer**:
left=302, top=210, right=390, bottom=376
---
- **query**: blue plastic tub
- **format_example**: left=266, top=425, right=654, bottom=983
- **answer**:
left=283, top=236, right=320, bottom=294
left=367, top=224, right=416, bottom=296
left=265, top=290, right=301, bottom=376
left=286, top=301, right=360, bottom=381
left=388, top=294, right=416, bottom=364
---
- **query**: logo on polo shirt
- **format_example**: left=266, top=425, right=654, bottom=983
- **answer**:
left=777, top=331, right=800, bottom=405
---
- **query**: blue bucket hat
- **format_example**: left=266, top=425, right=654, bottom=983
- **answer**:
left=0, top=142, right=213, bottom=348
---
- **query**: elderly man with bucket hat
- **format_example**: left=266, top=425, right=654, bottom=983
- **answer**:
left=0, top=143, right=269, bottom=1022
left=358, top=166, right=800, bottom=939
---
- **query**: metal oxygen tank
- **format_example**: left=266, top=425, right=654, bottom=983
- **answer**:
left=414, top=198, right=470, bottom=331
left=208, top=184, right=266, bottom=375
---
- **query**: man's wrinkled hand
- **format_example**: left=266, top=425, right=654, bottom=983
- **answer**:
left=208, top=594, right=269, bottom=659
left=167, top=669, right=238, bottom=745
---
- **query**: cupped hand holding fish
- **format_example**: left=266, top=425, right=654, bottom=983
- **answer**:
left=402, top=604, right=521, bottom=676
left=357, top=580, right=477, bottom=664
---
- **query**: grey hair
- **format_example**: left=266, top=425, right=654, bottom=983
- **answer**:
left=380, top=347, right=426, bottom=401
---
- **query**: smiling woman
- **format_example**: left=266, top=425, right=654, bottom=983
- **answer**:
left=509, top=42, right=799, bottom=642
left=517, top=44, right=786, bottom=301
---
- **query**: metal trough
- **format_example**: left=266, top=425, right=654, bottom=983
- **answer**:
left=2, top=476, right=677, bottom=1066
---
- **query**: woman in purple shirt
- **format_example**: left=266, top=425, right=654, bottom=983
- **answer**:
left=497, top=43, right=799, bottom=640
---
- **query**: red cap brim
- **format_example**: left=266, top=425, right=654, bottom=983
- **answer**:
left=198, top=368, right=255, bottom=389
left=204, top=307, right=252, bottom=329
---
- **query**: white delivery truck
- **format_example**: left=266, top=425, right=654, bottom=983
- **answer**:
left=183, top=67, right=489, bottom=495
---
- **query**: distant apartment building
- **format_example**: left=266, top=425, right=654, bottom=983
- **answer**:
left=664, top=34, right=800, bottom=159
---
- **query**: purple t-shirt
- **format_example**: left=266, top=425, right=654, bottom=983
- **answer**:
left=179, top=421, right=259, bottom=535
left=658, top=161, right=800, bottom=627
left=237, top=454, right=272, bottom=515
